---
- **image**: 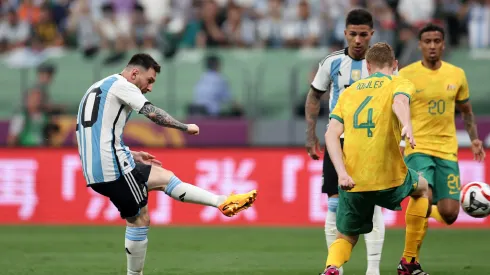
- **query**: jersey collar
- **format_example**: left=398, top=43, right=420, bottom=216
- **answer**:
left=367, top=72, right=392, bottom=80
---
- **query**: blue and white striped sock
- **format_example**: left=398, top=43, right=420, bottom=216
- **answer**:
left=125, top=226, right=149, bottom=275
left=165, top=175, right=226, bottom=207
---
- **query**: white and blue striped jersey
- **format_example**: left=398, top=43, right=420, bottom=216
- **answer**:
left=76, top=74, right=149, bottom=185
left=311, top=48, right=369, bottom=112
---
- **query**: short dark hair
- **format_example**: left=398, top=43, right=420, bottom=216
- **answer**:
left=418, top=23, right=445, bottom=40
left=205, top=55, right=220, bottom=70
left=345, top=9, right=373, bottom=28
left=37, top=63, right=56, bottom=74
left=127, top=53, right=161, bottom=73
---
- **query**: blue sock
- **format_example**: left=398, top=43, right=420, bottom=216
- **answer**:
left=328, top=197, right=339, bottom=213
left=165, top=176, right=182, bottom=195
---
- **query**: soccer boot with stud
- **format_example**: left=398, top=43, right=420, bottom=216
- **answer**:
left=397, top=257, right=429, bottom=275
left=218, top=190, right=257, bottom=217
left=320, top=266, right=340, bottom=275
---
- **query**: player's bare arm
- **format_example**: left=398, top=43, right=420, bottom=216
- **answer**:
left=457, top=101, right=486, bottom=161
left=325, top=119, right=354, bottom=190
left=140, top=103, right=187, bottom=130
left=140, top=103, right=199, bottom=135
left=305, top=87, right=326, bottom=160
left=392, top=94, right=416, bottom=149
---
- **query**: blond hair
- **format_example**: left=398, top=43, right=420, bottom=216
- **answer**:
left=365, top=42, right=395, bottom=69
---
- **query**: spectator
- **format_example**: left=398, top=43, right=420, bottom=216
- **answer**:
left=17, top=0, right=42, bottom=25
left=8, top=87, right=59, bottom=147
left=439, top=0, right=464, bottom=46
left=190, top=55, right=243, bottom=117
left=368, top=0, right=395, bottom=46
left=196, top=0, right=227, bottom=48
left=97, top=2, right=128, bottom=64
left=466, top=0, right=490, bottom=49
left=257, top=0, right=287, bottom=48
left=65, top=0, right=100, bottom=58
left=0, top=8, right=30, bottom=52
left=131, top=2, right=156, bottom=49
left=31, top=3, right=64, bottom=48
left=283, top=0, right=321, bottom=48
left=221, top=2, right=256, bottom=47
left=21, top=63, right=65, bottom=116
left=50, top=0, right=71, bottom=33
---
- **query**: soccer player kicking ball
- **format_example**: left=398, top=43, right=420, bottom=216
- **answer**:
left=75, top=53, right=257, bottom=275
left=321, top=43, right=430, bottom=275
left=399, top=23, right=486, bottom=266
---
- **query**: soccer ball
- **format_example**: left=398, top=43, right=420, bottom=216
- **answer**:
left=460, top=182, right=490, bottom=218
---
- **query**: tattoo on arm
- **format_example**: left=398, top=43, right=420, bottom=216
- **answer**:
left=462, top=111, right=479, bottom=141
left=305, top=88, right=325, bottom=140
left=140, top=103, right=188, bottom=131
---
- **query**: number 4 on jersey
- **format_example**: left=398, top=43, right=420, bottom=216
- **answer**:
left=354, top=96, right=375, bottom=137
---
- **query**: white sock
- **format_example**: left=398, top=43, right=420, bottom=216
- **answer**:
left=364, top=206, right=385, bottom=275
left=125, top=226, right=149, bottom=275
left=326, top=197, right=343, bottom=275
left=165, top=175, right=227, bottom=207
left=325, top=209, right=338, bottom=248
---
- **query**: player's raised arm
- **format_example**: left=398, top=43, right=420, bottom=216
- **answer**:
left=455, top=71, right=485, bottom=161
left=139, top=103, right=199, bottom=135
left=114, top=64, right=198, bottom=135
left=139, top=103, right=187, bottom=131
left=305, top=60, right=331, bottom=160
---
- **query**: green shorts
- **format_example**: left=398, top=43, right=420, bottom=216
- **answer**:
left=405, top=153, right=460, bottom=204
left=336, top=169, right=420, bottom=236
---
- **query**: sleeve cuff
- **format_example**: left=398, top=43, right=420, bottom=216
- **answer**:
left=456, top=98, right=469, bottom=104
left=138, top=101, right=152, bottom=113
left=310, top=84, right=326, bottom=93
left=329, top=114, right=344, bottom=124
left=393, top=92, right=411, bottom=103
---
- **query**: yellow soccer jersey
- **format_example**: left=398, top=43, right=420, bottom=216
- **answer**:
left=329, top=72, right=415, bottom=192
left=399, top=61, right=469, bottom=161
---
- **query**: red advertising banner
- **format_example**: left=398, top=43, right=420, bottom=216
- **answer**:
left=0, top=148, right=489, bottom=227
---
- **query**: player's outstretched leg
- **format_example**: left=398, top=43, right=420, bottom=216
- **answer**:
left=364, top=205, right=385, bottom=275
left=321, top=234, right=358, bottom=275
left=125, top=206, right=151, bottom=275
left=398, top=175, right=431, bottom=275
left=148, top=165, right=257, bottom=217
left=325, top=196, right=344, bottom=275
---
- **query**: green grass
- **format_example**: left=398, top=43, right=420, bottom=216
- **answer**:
left=0, top=226, right=487, bottom=274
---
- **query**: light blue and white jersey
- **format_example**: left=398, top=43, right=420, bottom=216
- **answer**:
left=76, top=74, right=149, bottom=185
left=311, top=48, right=368, bottom=112
left=311, top=47, right=398, bottom=112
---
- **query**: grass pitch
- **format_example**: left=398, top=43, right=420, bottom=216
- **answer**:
left=1, top=226, right=487, bottom=274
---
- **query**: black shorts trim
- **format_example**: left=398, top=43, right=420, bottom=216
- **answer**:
left=322, top=138, right=344, bottom=196
left=90, top=163, right=152, bottom=219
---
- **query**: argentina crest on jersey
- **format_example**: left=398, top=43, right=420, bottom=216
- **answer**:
left=328, top=55, right=368, bottom=112
left=351, top=69, right=362, bottom=82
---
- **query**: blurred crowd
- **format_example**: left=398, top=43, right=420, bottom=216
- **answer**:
left=1, top=0, right=489, bottom=63
left=3, top=0, right=490, bottom=147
